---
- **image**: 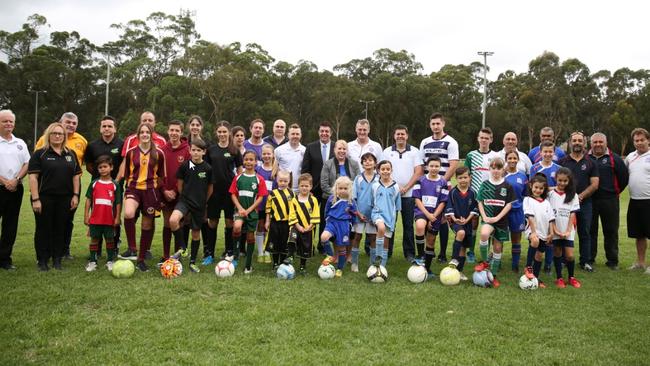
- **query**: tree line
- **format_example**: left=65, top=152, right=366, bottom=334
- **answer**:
left=1, top=11, right=648, bottom=154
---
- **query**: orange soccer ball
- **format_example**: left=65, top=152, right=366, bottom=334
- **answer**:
left=160, top=258, right=183, bottom=279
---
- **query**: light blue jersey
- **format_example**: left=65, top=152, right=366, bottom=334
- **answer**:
left=371, top=180, right=402, bottom=233
left=352, top=173, right=378, bottom=223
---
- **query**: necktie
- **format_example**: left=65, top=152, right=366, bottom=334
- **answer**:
left=322, top=143, right=328, bottom=162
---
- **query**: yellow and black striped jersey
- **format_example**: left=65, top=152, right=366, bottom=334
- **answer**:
left=289, top=194, right=320, bottom=228
left=265, top=188, right=294, bottom=221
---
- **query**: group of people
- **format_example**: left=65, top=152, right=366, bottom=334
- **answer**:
left=0, top=108, right=649, bottom=285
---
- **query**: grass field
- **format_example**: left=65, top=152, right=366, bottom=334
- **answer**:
left=1, top=173, right=649, bottom=365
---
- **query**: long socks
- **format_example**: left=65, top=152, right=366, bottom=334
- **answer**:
left=190, top=239, right=200, bottom=262
left=203, top=224, right=216, bottom=257
left=124, top=218, right=137, bottom=251
left=321, top=241, right=334, bottom=256
left=337, top=250, right=346, bottom=270
left=511, top=243, right=521, bottom=270
left=225, top=227, right=233, bottom=256
left=106, top=240, right=115, bottom=261
left=376, top=237, right=388, bottom=266
left=351, top=247, right=360, bottom=266
left=138, top=229, right=153, bottom=261
left=490, top=252, right=502, bottom=276
left=162, top=227, right=172, bottom=259
left=526, top=245, right=536, bottom=267
left=245, top=241, right=255, bottom=269
left=415, top=235, right=425, bottom=258
left=544, top=246, right=553, bottom=269
left=554, top=256, right=563, bottom=279
left=566, top=259, right=575, bottom=278
left=255, top=232, right=265, bottom=257
left=424, top=247, right=435, bottom=272
left=479, top=239, right=489, bottom=262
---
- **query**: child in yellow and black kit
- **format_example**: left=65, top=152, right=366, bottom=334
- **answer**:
left=265, top=170, right=294, bottom=269
left=288, top=173, right=320, bottom=274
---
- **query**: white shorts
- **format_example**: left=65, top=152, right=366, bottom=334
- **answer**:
left=353, top=222, right=377, bottom=235
left=372, top=218, right=394, bottom=238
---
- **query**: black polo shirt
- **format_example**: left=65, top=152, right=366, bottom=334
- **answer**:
left=177, top=160, right=213, bottom=209
left=262, top=135, right=288, bottom=148
left=205, top=144, right=242, bottom=194
left=559, top=154, right=599, bottom=198
left=85, top=137, right=124, bottom=179
left=28, top=147, right=82, bottom=196
left=589, top=151, right=629, bottom=199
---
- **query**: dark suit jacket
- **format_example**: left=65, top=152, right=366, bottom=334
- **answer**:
left=301, top=140, right=335, bottom=198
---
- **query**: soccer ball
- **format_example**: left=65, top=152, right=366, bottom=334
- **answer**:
left=111, top=259, right=135, bottom=278
left=160, top=258, right=183, bottom=279
left=519, top=275, right=539, bottom=290
left=318, top=264, right=336, bottom=280
left=407, top=264, right=427, bottom=283
left=366, top=264, right=388, bottom=283
left=440, top=266, right=461, bottom=286
left=276, top=263, right=295, bottom=280
left=472, top=269, right=494, bottom=288
left=215, top=260, right=235, bottom=278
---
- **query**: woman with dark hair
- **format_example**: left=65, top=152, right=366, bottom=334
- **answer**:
left=188, top=115, right=208, bottom=146
left=28, top=122, right=82, bottom=271
left=232, top=126, right=247, bottom=156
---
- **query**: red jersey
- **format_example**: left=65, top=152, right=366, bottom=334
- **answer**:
left=85, top=178, right=122, bottom=225
left=124, top=146, right=166, bottom=190
left=121, top=132, right=167, bottom=157
left=162, top=138, right=190, bottom=192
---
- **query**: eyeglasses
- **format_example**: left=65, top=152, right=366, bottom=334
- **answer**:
left=50, top=132, right=65, bottom=136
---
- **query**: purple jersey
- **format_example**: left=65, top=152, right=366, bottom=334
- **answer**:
left=413, top=175, right=449, bottom=217
left=244, top=139, right=264, bottom=165
left=255, top=165, right=275, bottom=212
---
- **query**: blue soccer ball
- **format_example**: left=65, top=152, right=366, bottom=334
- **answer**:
left=276, top=263, right=295, bottom=280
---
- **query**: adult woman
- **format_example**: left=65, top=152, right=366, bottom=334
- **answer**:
left=188, top=115, right=208, bottom=147
left=321, top=139, right=360, bottom=199
left=232, top=126, right=247, bottom=156
left=28, top=122, right=82, bottom=271
left=203, top=121, right=243, bottom=264
left=121, top=122, right=166, bottom=272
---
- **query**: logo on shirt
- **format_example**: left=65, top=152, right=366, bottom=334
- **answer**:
left=65, top=156, right=72, bottom=162
left=111, top=148, right=119, bottom=154
left=198, top=172, right=206, bottom=178
left=602, top=158, right=608, bottom=164
left=251, top=183, right=257, bottom=190
left=17, top=145, right=23, bottom=151
left=177, top=156, right=185, bottom=163
left=517, top=178, right=523, bottom=184
left=581, top=164, right=586, bottom=170
left=224, top=153, right=231, bottom=157
left=500, top=188, right=507, bottom=196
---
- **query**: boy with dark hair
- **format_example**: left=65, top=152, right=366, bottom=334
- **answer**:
left=444, top=166, right=478, bottom=280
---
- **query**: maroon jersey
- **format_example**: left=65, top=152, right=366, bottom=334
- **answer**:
left=161, top=139, right=190, bottom=192
left=124, top=146, right=166, bottom=190
left=121, top=132, right=167, bottom=157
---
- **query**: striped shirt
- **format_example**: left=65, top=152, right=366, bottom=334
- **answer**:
left=289, top=194, right=320, bottom=228
left=465, top=149, right=499, bottom=193
left=85, top=178, right=122, bottom=226
left=266, top=188, right=294, bottom=221
left=124, top=146, right=166, bottom=190
left=121, top=133, right=166, bottom=157
left=419, top=134, right=459, bottom=176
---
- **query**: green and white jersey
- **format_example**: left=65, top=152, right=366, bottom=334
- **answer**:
left=464, top=149, right=499, bottom=193
left=228, top=172, right=269, bottom=219
left=477, top=178, right=516, bottom=229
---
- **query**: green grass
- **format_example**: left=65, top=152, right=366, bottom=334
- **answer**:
left=1, top=173, right=649, bottom=365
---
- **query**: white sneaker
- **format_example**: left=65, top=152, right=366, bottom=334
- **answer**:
left=351, top=263, right=359, bottom=273
left=105, top=261, right=114, bottom=271
left=628, top=263, right=646, bottom=270
left=85, top=262, right=97, bottom=272
left=244, top=268, right=253, bottom=274
left=644, top=267, right=650, bottom=275
left=459, top=272, right=468, bottom=281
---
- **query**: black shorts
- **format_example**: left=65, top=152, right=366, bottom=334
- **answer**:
left=266, top=220, right=290, bottom=254
left=174, top=200, right=204, bottom=230
left=297, top=231, right=313, bottom=258
left=207, top=192, right=234, bottom=220
left=627, top=199, right=650, bottom=239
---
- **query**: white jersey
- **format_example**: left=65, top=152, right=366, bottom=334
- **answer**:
left=347, top=139, right=383, bottom=166
left=498, top=149, right=532, bottom=175
left=625, top=150, right=650, bottom=200
left=274, top=143, right=306, bottom=191
left=383, top=144, right=421, bottom=197
left=419, top=134, right=459, bottom=176
left=523, top=196, right=555, bottom=241
left=548, top=190, right=580, bottom=241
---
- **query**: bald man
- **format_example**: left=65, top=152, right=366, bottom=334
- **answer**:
left=263, top=119, right=288, bottom=148
left=498, top=132, right=532, bottom=175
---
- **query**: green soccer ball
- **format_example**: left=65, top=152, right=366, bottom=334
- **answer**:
left=112, top=260, right=135, bottom=278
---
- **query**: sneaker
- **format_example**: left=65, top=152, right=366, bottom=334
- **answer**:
left=38, top=262, right=49, bottom=272
left=53, top=258, right=63, bottom=270
left=459, top=273, right=468, bottom=281
left=0, top=263, right=16, bottom=270
left=105, top=261, right=114, bottom=271
left=257, top=255, right=265, bottom=263
left=644, top=267, right=650, bottom=275
left=202, top=255, right=214, bottom=266
left=264, top=253, right=272, bottom=264
left=581, top=263, right=594, bottom=272
left=492, top=278, right=501, bottom=288
left=321, top=256, right=333, bottom=266
left=335, top=269, right=342, bottom=278
left=412, top=258, right=424, bottom=266
left=272, top=264, right=279, bottom=271
left=466, top=251, right=476, bottom=264
left=606, top=264, right=619, bottom=271
left=85, top=262, right=98, bottom=272
left=569, top=277, right=581, bottom=288
left=157, top=257, right=167, bottom=268
left=474, top=261, right=490, bottom=272
left=189, top=263, right=200, bottom=273
left=231, top=259, right=238, bottom=269
left=224, top=255, right=235, bottom=263
left=426, top=271, right=436, bottom=280
left=544, top=266, right=552, bottom=275
left=628, top=263, right=646, bottom=270
left=180, top=248, right=189, bottom=258
left=144, top=250, right=153, bottom=260
left=538, top=281, right=547, bottom=289
left=555, top=278, right=566, bottom=288
left=136, top=261, right=149, bottom=272
left=118, top=249, right=137, bottom=260
left=299, top=267, right=306, bottom=276
left=524, top=266, right=535, bottom=280
left=63, top=254, right=74, bottom=261
left=437, top=256, right=448, bottom=264
left=283, top=257, right=293, bottom=265
left=244, top=267, right=253, bottom=274
left=351, top=263, right=359, bottom=273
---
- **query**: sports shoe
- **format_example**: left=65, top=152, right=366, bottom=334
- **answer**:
left=492, top=278, right=501, bottom=288
left=544, top=266, right=552, bottom=275
left=202, top=256, right=214, bottom=266
left=1, top=263, right=16, bottom=270
left=437, top=256, right=448, bottom=264
left=524, top=266, right=535, bottom=280
left=63, top=254, right=74, bottom=261
left=351, top=263, right=359, bottom=273
left=283, top=257, right=293, bottom=265
left=231, top=259, right=238, bottom=269
left=189, top=263, right=200, bottom=273
left=582, top=263, right=594, bottom=272
left=321, top=256, right=333, bottom=266
left=335, top=269, right=343, bottom=278
left=412, top=258, right=424, bottom=266
left=157, top=257, right=166, bottom=268
left=427, top=271, right=436, bottom=280
left=257, top=255, right=265, bottom=263
left=555, top=278, right=566, bottom=288
left=224, top=255, right=235, bottom=262
left=459, top=273, right=468, bottom=281
left=118, top=249, right=137, bottom=260
left=264, top=253, right=272, bottom=264
left=628, top=263, right=646, bottom=270
left=85, top=262, right=97, bottom=272
left=105, top=261, right=114, bottom=271
left=299, top=267, right=306, bottom=276
left=466, top=251, right=476, bottom=264
left=474, top=261, right=490, bottom=272
left=53, top=258, right=63, bottom=270
left=244, top=267, right=253, bottom=274
left=136, top=261, right=149, bottom=272
left=38, top=262, right=49, bottom=272
left=180, top=247, right=189, bottom=258
left=538, top=281, right=547, bottom=289
left=569, top=277, right=581, bottom=288
left=644, top=267, right=650, bottom=275
left=144, top=250, right=153, bottom=260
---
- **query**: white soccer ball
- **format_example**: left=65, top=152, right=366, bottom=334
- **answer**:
left=440, top=266, right=461, bottom=286
left=215, top=260, right=235, bottom=278
left=276, top=263, right=296, bottom=280
left=519, top=274, right=539, bottom=290
left=366, top=264, right=388, bottom=283
left=318, top=264, right=336, bottom=280
left=407, top=264, right=427, bottom=283
left=472, top=269, right=494, bottom=288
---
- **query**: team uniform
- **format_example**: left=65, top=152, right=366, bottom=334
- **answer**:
left=548, top=190, right=580, bottom=245
left=504, top=171, right=528, bottom=233
left=120, top=133, right=166, bottom=156
left=528, top=145, right=566, bottom=164
left=255, top=165, right=275, bottom=221
left=175, top=160, right=212, bottom=230
left=413, top=175, right=449, bottom=233
left=371, top=180, right=402, bottom=237
left=523, top=196, right=555, bottom=276
left=123, top=146, right=166, bottom=217
left=288, top=193, right=320, bottom=267
left=262, top=135, right=288, bottom=148
left=498, top=149, right=532, bottom=175
left=86, top=179, right=122, bottom=239
left=347, top=139, right=383, bottom=165
left=530, top=161, right=561, bottom=187
left=323, top=196, right=357, bottom=246
left=445, top=187, right=479, bottom=244
left=243, top=139, right=265, bottom=165
left=161, top=139, right=190, bottom=209
left=84, top=137, right=124, bottom=180
left=477, top=179, right=516, bottom=242
left=352, top=173, right=378, bottom=235
left=205, top=144, right=242, bottom=221
left=228, top=172, right=269, bottom=232
left=265, top=187, right=294, bottom=265
left=464, top=149, right=499, bottom=194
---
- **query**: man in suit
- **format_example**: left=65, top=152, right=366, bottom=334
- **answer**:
left=301, top=121, right=335, bottom=252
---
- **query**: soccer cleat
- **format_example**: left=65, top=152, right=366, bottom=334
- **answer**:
left=189, top=263, right=200, bottom=273
left=466, top=251, right=476, bottom=264
left=118, top=249, right=137, bottom=260
left=569, top=277, right=581, bottom=288
left=283, top=257, right=293, bottom=265
left=412, top=257, right=425, bottom=266
left=224, top=255, right=235, bottom=262
left=524, top=266, right=535, bottom=280
left=85, top=262, right=98, bottom=272
left=53, top=258, right=63, bottom=270
left=544, top=265, right=552, bottom=275
left=351, top=263, right=359, bottom=273
left=264, top=253, right=272, bottom=264
left=459, top=273, right=468, bottom=281
left=335, top=269, right=343, bottom=278
left=231, top=259, right=238, bottom=268
left=144, top=250, right=153, bottom=260
left=202, top=255, right=214, bottom=266
left=38, top=262, right=49, bottom=272
left=136, top=261, right=149, bottom=272
left=426, top=271, right=436, bottom=280
left=321, top=256, right=333, bottom=266
left=244, top=267, right=253, bottom=274
left=492, top=278, right=501, bottom=288
left=0, top=263, right=16, bottom=270
left=555, top=278, right=566, bottom=288
left=157, top=258, right=166, bottom=268
left=299, top=267, right=307, bottom=276
left=538, top=281, right=547, bottom=289
left=580, top=263, right=594, bottom=272
left=644, top=267, right=650, bottom=275
left=105, top=261, right=114, bottom=271
left=474, top=261, right=490, bottom=272
left=628, top=263, right=645, bottom=270
left=179, top=247, right=189, bottom=258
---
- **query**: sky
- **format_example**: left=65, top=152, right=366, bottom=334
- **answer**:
left=1, top=0, right=648, bottom=80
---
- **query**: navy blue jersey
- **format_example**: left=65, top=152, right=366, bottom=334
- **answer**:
left=444, top=186, right=479, bottom=219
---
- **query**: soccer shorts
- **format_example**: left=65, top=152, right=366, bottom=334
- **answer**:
left=483, top=223, right=510, bottom=243
left=353, top=221, right=377, bottom=235
left=174, top=200, right=205, bottom=230
left=125, top=187, right=162, bottom=218
left=267, top=219, right=290, bottom=254
left=207, top=192, right=234, bottom=220
left=553, top=239, right=574, bottom=248
left=89, top=225, right=115, bottom=240
left=508, top=207, right=525, bottom=233
left=324, top=219, right=351, bottom=246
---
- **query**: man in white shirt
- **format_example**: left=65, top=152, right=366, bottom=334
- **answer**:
left=347, top=119, right=383, bottom=165
left=499, top=132, right=532, bottom=175
left=275, top=124, right=306, bottom=192
left=625, top=128, right=650, bottom=274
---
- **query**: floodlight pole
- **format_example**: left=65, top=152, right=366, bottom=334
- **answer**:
left=359, top=99, right=375, bottom=119
left=31, top=90, right=46, bottom=149
left=105, top=53, right=111, bottom=116
left=478, top=51, right=494, bottom=129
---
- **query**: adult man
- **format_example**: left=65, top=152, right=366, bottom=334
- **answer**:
left=35, top=112, right=87, bottom=259
left=0, top=110, right=30, bottom=270
left=262, top=119, right=288, bottom=148
left=588, top=132, right=628, bottom=270
left=383, top=125, right=422, bottom=262
left=244, top=119, right=265, bottom=163
left=419, top=112, right=459, bottom=262
left=559, top=131, right=599, bottom=272
left=274, top=123, right=305, bottom=191
left=625, top=128, right=650, bottom=274
left=347, top=119, right=383, bottom=165
left=528, top=126, right=566, bottom=163
left=85, top=116, right=124, bottom=180
left=499, top=132, right=532, bottom=175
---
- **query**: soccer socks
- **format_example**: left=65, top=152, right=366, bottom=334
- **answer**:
left=490, top=252, right=502, bottom=276
left=511, top=243, right=521, bottom=269
left=544, top=245, right=553, bottom=268
left=438, top=225, right=448, bottom=259
left=245, top=241, right=255, bottom=269
left=554, top=256, right=563, bottom=279
left=351, top=247, right=360, bottom=265
left=458, top=256, right=466, bottom=272
left=415, top=235, right=425, bottom=258
left=468, top=234, right=477, bottom=256
left=369, top=247, right=376, bottom=264
left=224, top=227, right=234, bottom=256
left=452, top=240, right=462, bottom=260
left=255, top=232, right=265, bottom=257
left=322, top=241, right=334, bottom=256
left=228, top=230, right=239, bottom=257
left=424, top=248, right=435, bottom=272
left=337, top=250, right=346, bottom=270
left=138, top=229, right=154, bottom=261
left=526, top=245, right=536, bottom=267
left=124, top=217, right=137, bottom=251
left=162, top=227, right=172, bottom=259
left=89, top=241, right=98, bottom=262
left=566, top=259, right=575, bottom=278
left=533, top=259, right=542, bottom=278
left=190, top=239, right=200, bottom=262
left=479, top=239, right=489, bottom=262
left=202, top=223, right=216, bottom=257
left=106, top=240, right=115, bottom=261
left=172, top=229, right=186, bottom=254
left=376, top=237, right=385, bottom=264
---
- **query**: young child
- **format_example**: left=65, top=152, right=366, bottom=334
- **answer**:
left=351, top=152, right=378, bottom=272
left=444, top=167, right=478, bottom=281
left=169, top=139, right=213, bottom=273
left=229, top=150, right=269, bottom=273
left=255, top=144, right=277, bottom=264
left=287, top=173, right=320, bottom=274
left=504, top=150, right=528, bottom=272
left=548, top=167, right=582, bottom=288
left=530, top=141, right=561, bottom=189
left=522, top=173, right=555, bottom=287
left=84, top=155, right=122, bottom=271
left=320, top=176, right=357, bottom=278
left=477, top=157, right=516, bottom=288
left=371, top=160, right=402, bottom=268
left=413, top=156, right=449, bottom=277
left=264, top=170, right=293, bottom=269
